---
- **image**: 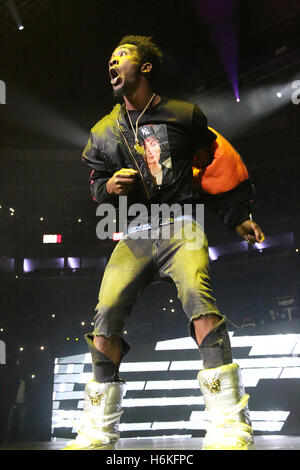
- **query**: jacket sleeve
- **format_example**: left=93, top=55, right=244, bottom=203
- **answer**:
left=81, top=130, right=119, bottom=206
left=192, top=127, right=254, bottom=230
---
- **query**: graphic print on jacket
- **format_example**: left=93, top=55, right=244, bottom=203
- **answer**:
left=137, top=124, right=173, bottom=187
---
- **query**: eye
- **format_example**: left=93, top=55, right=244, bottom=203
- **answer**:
left=119, top=51, right=127, bottom=57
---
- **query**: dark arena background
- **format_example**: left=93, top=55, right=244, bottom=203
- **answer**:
left=0, top=0, right=300, bottom=453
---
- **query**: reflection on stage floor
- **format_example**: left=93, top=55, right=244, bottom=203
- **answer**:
left=1, top=435, right=300, bottom=450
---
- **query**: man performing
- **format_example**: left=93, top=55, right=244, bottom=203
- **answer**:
left=63, top=35, right=265, bottom=451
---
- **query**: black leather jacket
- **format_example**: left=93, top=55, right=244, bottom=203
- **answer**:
left=82, top=99, right=253, bottom=230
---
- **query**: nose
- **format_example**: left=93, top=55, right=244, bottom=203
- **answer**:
left=109, top=58, right=119, bottom=67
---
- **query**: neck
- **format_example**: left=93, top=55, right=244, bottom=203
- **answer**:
left=123, top=80, right=156, bottom=111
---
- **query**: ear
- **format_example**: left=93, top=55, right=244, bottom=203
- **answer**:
left=141, top=62, right=152, bottom=75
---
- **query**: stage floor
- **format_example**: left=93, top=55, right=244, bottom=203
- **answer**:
left=0, top=435, right=300, bottom=450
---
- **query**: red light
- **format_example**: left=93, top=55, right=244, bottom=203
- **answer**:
left=113, top=232, right=123, bottom=241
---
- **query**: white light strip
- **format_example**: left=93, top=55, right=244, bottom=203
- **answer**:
left=169, top=360, right=203, bottom=370
left=54, top=373, right=93, bottom=384
left=53, top=391, right=84, bottom=401
left=236, top=358, right=300, bottom=368
left=170, top=357, right=300, bottom=371
left=76, top=396, right=204, bottom=409
left=53, top=383, right=74, bottom=393
left=190, top=410, right=290, bottom=422
left=251, top=411, right=290, bottom=421
left=155, top=334, right=300, bottom=356
left=55, top=353, right=91, bottom=365
left=119, top=362, right=170, bottom=372
left=240, top=368, right=282, bottom=387
left=66, top=364, right=75, bottom=374
left=54, top=374, right=146, bottom=390
left=280, top=367, right=300, bottom=378
left=252, top=422, right=285, bottom=432
left=152, top=420, right=207, bottom=430
left=123, top=396, right=205, bottom=407
left=151, top=420, right=286, bottom=432
left=145, top=380, right=199, bottom=390
left=51, top=409, right=289, bottom=433
left=55, top=364, right=85, bottom=374
left=155, top=337, right=196, bottom=351
left=119, top=423, right=152, bottom=431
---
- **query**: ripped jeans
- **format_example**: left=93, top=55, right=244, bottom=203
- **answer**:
left=90, top=218, right=223, bottom=354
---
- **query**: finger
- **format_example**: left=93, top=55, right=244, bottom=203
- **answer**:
left=257, top=231, right=265, bottom=243
left=248, top=235, right=256, bottom=244
left=252, top=224, right=265, bottom=243
left=117, top=178, right=137, bottom=186
left=116, top=174, right=138, bottom=181
left=116, top=169, right=139, bottom=176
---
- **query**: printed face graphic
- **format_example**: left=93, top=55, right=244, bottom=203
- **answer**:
left=144, top=136, right=162, bottom=173
left=138, top=124, right=174, bottom=186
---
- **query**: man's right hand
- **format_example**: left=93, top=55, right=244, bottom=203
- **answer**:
left=106, top=168, right=139, bottom=196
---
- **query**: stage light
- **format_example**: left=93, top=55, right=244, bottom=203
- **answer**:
left=19, top=347, right=24, bottom=351
left=171, top=309, right=175, bottom=312
left=80, top=322, right=85, bottom=326
left=43, top=234, right=62, bottom=244
left=0, top=329, right=3, bottom=332
left=31, top=374, right=35, bottom=379
left=40, top=346, right=45, bottom=350
left=77, top=218, right=82, bottom=223
left=51, top=314, right=56, bottom=318
left=276, top=92, right=282, bottom=98
left=7, top=0, right=24, bottom=32
left=236, top=97, right=240, bottom=102
left=169, top=299, right=173, bottom=303
left=40, top=217, right=44, bottom=221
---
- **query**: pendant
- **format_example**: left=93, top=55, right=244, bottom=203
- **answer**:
left=134, top=142, right=146, bottom=156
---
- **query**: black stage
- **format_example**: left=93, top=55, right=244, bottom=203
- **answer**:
left=1, top=436, right=300, bottom=450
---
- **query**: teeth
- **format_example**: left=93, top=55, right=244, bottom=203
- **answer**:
left=111, top=75, right=122, bottom=86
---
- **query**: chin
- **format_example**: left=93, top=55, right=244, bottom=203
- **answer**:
left=112, top=87, right=125, bottom=103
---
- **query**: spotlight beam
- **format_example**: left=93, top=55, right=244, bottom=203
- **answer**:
left=6, top=0, right=24, bottom=30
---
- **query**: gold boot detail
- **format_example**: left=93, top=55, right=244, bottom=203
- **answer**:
left=198, top=363, right=255, bottom=450
left=62, top=380, right=125, bottom=450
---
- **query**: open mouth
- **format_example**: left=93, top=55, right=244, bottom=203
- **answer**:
left=109, top=68, right=123, bottom=87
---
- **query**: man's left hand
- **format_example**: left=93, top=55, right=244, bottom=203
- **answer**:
left=236, top=219, right=265, bottom=244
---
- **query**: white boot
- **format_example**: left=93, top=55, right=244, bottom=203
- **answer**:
left=62, top=380, right=125, bottom=450
left=197, top=363, right=255, bottom=450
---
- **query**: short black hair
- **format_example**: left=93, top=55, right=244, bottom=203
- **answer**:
left=117, top=35, right=163, bottom=82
